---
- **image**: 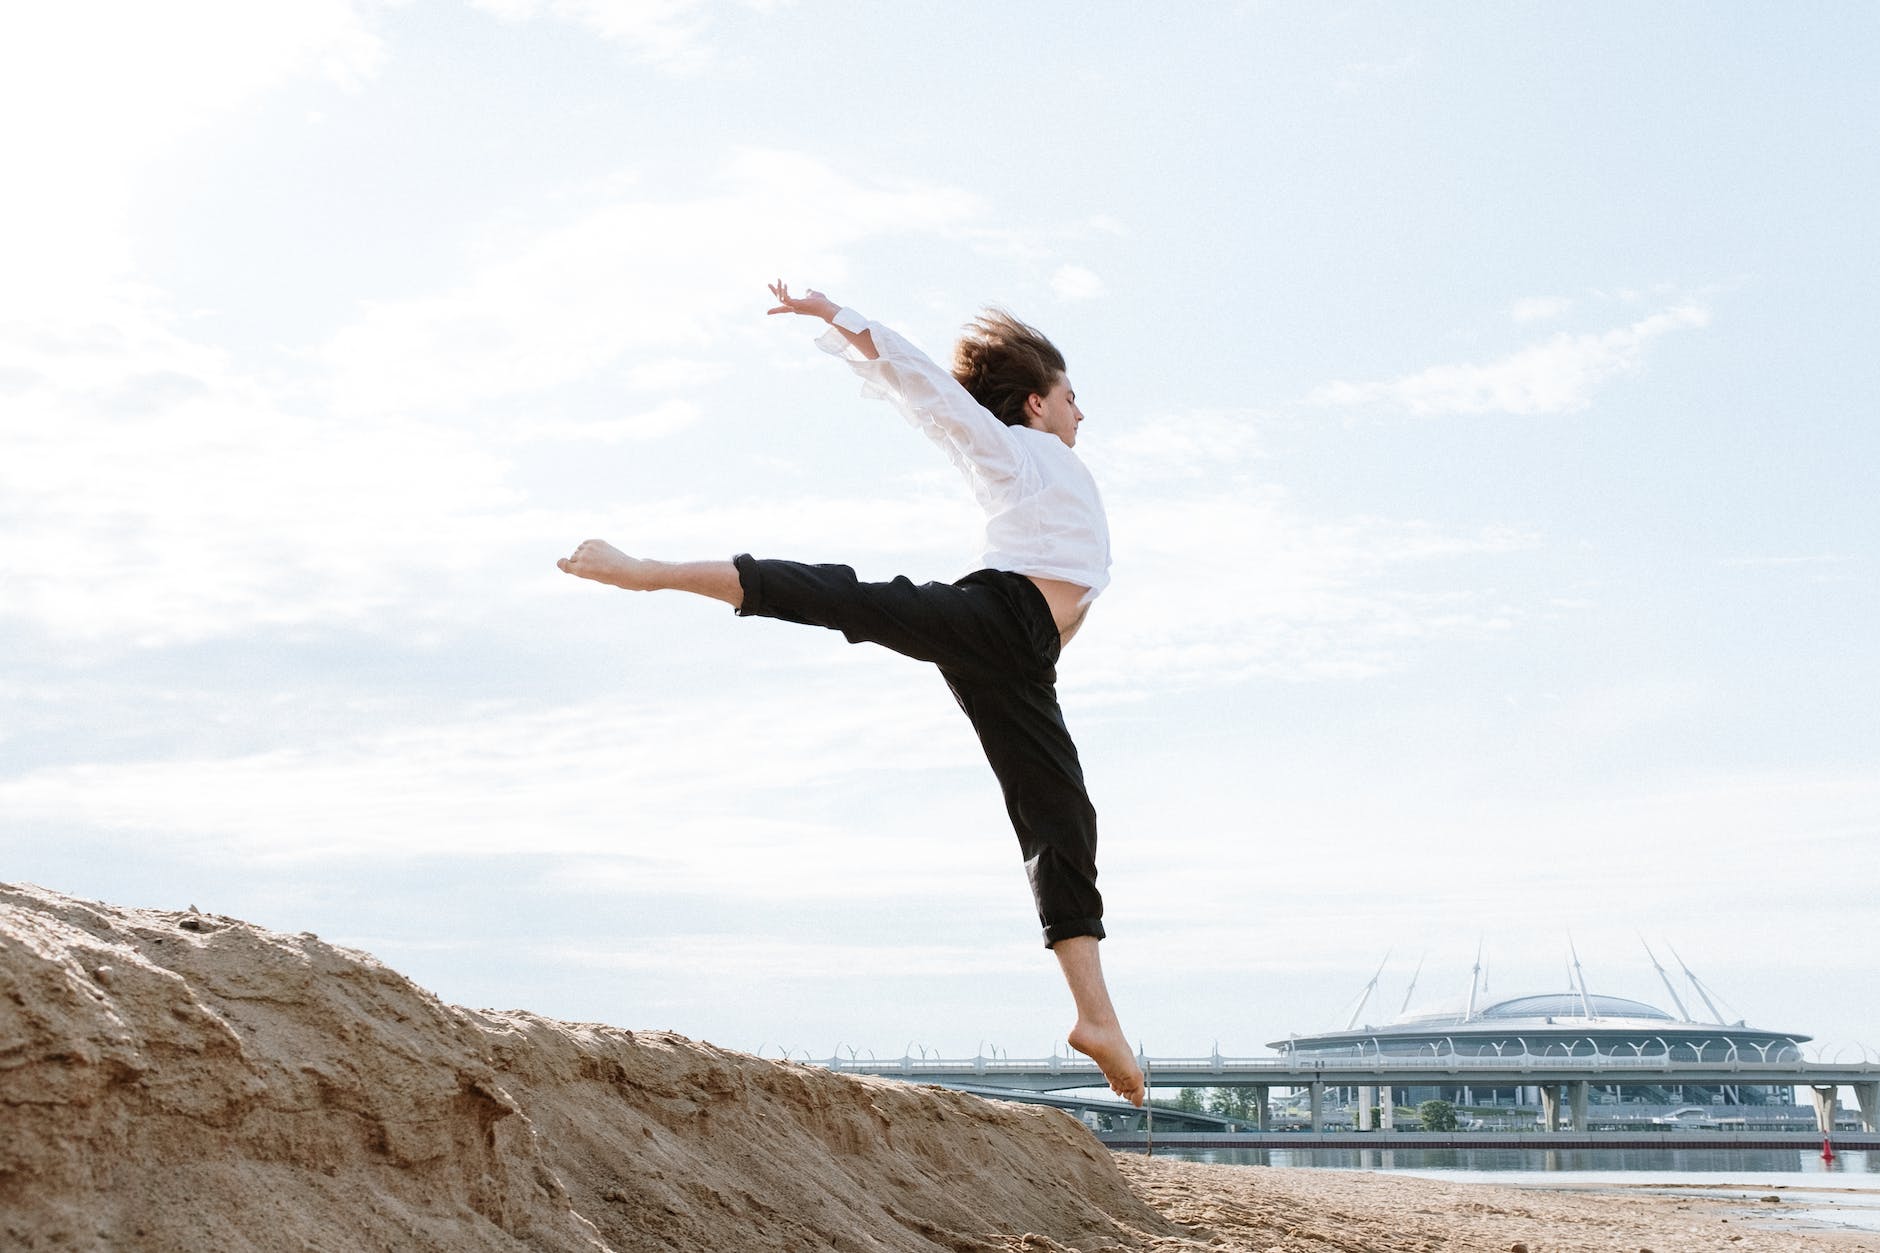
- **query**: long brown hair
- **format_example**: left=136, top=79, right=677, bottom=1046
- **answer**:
left=951, top=310, right=1066, bottom=427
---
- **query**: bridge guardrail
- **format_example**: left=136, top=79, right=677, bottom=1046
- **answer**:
left=837, top=1055, right=1879, bottom=1078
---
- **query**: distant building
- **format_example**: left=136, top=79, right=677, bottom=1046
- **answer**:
left=1270, top=990, right=1809, bottom=1111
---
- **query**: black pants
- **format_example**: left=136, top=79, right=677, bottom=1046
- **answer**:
left=732, top=555, right=1104, bottom=947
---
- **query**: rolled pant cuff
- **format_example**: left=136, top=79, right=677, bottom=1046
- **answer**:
left=730, top=553, right=765, bottom=617
left=1042, top=917, right=1106, bottom=949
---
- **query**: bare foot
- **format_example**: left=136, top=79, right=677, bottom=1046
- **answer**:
left=557, top=539, right=659, bottom=590
left=1068, top=1019, right=1145, bottom=1108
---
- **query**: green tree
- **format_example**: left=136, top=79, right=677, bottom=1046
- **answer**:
left=1206, top=1087, right=1257, bottom=1119
left=1418, top=1098, right=1458, bottom=1131
left=1176, top=1087, right=1204, bottom=1113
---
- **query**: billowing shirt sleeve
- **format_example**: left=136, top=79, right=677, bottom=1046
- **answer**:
left=816, top=309, right=1023, bottom=490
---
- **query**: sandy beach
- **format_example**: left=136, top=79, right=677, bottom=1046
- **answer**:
left=1113, top=1153, right=1879, bottom=1251
left=4, top=882, right=1874, bottom=1251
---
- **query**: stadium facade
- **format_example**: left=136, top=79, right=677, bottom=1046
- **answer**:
left=1267, top=958, right=1811, bottom=1115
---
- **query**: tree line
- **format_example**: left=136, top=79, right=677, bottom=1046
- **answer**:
left=1155, top=1089, right=1459, bottom=1130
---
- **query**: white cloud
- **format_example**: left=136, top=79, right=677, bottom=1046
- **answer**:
left=1104, top=762, right=1880, bottom=986
left=1071, top=476, right=1535, bottom=692
left=0, top=8, right=413, bottom=652
left=470, top=0, right=715, bottom=69
left=1076, top=411, right=1536, bottom=692
left=321, top=149, right=987, bottom=416
left=0, top=2, right=385, bottom=312
left=1721, top=553, right=1856, bottom=572
left=508, top=399, right=703, bottom=443
left=1510, top=295, right=1573, bottom=324
left=625, top=358, right=731, bottom=390
left=535, top=934, right=1037, bottom=980
left=1538, top=677, right=1716, bottom=745
left=1311, top=303, right=1711, bottom=416
left=1049, top=264, right=1106, bottom=302
left=0, top=308, right=1000, bottom=651
left=1087, top=409, right=1265, bottom=487
left=0, top=294, right=529, bottom=647
left=2, top=138, right=1025, bottom=650
left=0, top=683, right=1008, bottom=897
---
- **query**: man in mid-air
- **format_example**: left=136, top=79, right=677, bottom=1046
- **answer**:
left=559, top=280, right=1143, bottom=1106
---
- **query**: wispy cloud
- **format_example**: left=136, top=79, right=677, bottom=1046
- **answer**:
left=0, top=150, right=1007, bottom=651
left=321, top=149, right=987, bottom=416
left=469, top=0, right=727, bottom=72
left=1720, top=553, right=1856, bottom=569
left=533, top=935, right=1037, bottom=981
left=1087, top=409, right=1266, bottom=487
left=507, top=399, right=703, bottom=443
left=0, top=682, right=998, bottom=883
left=1107, top=764, right=1880, bottom=981
left=1050, top=264, right=1106, bottom=302
left=1310, top=302, right=1711, bottom=416
left=1719, top=553, right=1861, bottom=585
left=1074, top=407, right=1538, bottom=692
left=1075, top=490, right=1535, bottom=693
left=0, top=3, right=385, bottom=311
left=1510, top=295, right=1574, bottom=324
left=0, top=295, right=533, bottom=648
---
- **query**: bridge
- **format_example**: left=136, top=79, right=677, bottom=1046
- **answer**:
left=941, top=1083, right=1243, bottom=1133
left=816, top=1051, right=1880, bottom=1134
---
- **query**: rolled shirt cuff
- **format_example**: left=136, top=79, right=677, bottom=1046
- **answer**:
left=830, top=306, right=869, bottom=335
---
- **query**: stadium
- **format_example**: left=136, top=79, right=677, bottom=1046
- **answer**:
left=1266, top=949, right=1814, bottom=1122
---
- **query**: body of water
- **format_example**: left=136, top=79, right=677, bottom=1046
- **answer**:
left=1144, top=1146, right=1878, bottom=1180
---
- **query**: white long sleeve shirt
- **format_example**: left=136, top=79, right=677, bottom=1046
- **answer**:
left=817, top=307, right=1112, bottom=605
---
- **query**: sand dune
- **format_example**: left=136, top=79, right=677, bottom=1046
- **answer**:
left=3, top=883, right=1870, bottom=1251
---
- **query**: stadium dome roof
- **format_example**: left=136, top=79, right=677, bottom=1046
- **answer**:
left=1477, top=993, right=1673, bottom=1021
left=1384, top=992, right=1682, bottom=1028
left=1269, top=965, right=1808, bottom=1051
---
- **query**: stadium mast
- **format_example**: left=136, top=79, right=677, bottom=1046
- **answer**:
left=1639, top=935, right=1695, bottom=1022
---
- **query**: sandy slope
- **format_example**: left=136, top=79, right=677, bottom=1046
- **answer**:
left=2, top=883, right=1872, bottom=1251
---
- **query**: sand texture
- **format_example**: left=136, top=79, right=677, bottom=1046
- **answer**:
left=2, top=882, right=1873, bottom=1252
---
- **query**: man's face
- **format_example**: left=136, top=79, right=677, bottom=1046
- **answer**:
left=1027, top=376, right=1084, bottom=448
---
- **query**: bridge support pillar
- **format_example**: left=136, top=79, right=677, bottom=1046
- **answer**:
left=1310, top=1082, right=1325, bottom=1132
left=1358, top=1085, right=1375, bottom=1130
left=1380, top=1086, right=1396, bottom=1130
left=1539, top=1085, right=1562, bottom=1132
left=1855, top=1082, right=1879, bottom=1134
left=1252, top=1086, right=1270, bottom=1131
left=1809, top=1085, right=1840, bottom=1134
left=1570, top=1081, right=1589, bottom=1132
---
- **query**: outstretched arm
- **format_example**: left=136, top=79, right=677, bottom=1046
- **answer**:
left=768, top=278, right=1021, bottom=485
left=767, top=280, right=877, bottom=360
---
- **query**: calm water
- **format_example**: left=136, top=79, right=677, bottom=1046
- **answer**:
left=1141, top=1145, right=1879, bottom=1183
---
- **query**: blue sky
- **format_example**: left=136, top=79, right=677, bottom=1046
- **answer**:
left=3, top=2, right=1876, bottom=1064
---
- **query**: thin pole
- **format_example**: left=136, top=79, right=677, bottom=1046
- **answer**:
left=1144, top=1057, right=1154, bottom=1157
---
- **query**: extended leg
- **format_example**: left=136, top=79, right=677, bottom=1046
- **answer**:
left=729, top=556, right=1046, bottom=673
left=558, top=540, right=743, bottom=607
left=1056, top=936, right=1145, bottom=1107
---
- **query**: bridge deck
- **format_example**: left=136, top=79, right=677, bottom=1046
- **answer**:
left=1099, top=1130, right=1880, bottom=1151
left=821, top=1054, right=1880, bottom=1092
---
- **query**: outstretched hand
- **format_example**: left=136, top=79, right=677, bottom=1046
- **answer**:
left=766, top=280, right=838, bottom=323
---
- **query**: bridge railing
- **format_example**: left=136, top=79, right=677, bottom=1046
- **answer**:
left=821, top=1054, right=1880, bottom=1077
